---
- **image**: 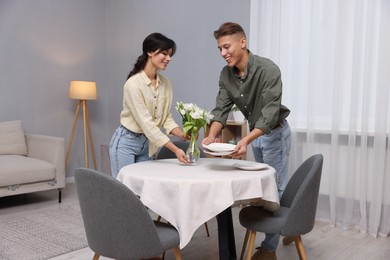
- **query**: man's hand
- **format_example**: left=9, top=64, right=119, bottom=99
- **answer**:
left=230, top=128, right=264, bottom=158
left=201, top=121, right=223, bottom=146
left=201, top=136, right=215, bottom=146
left=229, top=139, right=248, bottom=158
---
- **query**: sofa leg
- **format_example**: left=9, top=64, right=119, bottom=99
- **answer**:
left=58, top=188, right=62, bottom=203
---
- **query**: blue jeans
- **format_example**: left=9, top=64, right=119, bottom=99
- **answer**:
left=251, top=120, right=291, bottom=252
left=109, top=125, right=151, bottom=178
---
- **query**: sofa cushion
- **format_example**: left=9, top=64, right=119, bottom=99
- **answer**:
left=0, top=155, right=55, bottom=186
left=0, top=120, right=27, bottom=155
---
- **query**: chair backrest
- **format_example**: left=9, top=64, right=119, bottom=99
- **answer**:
left=156, top=140, right=206, bottom=159
left=280, top=154, right=324, bottom=236
left=75, top=168, right=164, bottom=259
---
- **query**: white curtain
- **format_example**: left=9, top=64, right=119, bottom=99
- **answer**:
left=250, top=0, right=390, bottom=237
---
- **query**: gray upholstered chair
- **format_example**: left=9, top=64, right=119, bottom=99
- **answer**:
left=156, top=140, right=210, bottom=237
left=74, top=168, right=182, bottom=260
left=238, top=154, right=324, bottom=260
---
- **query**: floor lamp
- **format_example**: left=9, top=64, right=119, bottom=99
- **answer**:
left=65, top=80, right=97, bottom=170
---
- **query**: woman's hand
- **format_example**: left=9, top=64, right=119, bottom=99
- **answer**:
left=170, top=127, right=190, bottom=141
left=183, top=132, right=191, bottom=140
left=164, top=140, right=191, bottom=164
left=175, top=148, right=191, bottom=164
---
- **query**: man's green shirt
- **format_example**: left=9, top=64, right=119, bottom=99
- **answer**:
left=211, top=51, right=290, bottom=134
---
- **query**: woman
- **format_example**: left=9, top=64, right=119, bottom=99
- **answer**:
left=110, top=32, right=190, bottom=178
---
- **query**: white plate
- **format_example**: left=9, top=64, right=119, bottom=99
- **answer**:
left=232, top=162, right=268, bottom=171
left=203, top=150, right=234, bottom=156
left=203, top=143, right=236, bottom=152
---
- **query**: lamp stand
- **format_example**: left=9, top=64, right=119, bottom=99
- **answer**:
left=65, top=100, right=97, bottom=169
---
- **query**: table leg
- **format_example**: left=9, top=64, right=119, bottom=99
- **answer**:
left=217, top=207, right=237, bottom=260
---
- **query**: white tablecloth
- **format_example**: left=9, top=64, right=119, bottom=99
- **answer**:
left=117, top=158, right=279, bottom=248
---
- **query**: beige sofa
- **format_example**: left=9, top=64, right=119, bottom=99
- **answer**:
left=0, top=120, right=65, bottom=203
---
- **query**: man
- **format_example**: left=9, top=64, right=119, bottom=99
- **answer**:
left=202, top=22, right=292, bottom=260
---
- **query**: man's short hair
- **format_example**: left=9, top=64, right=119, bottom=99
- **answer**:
left=214, top=22, right=246, bottom=39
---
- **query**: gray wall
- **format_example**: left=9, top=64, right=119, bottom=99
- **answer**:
left=0, top=0, right=250, bottom=177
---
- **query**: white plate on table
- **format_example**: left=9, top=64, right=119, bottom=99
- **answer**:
left=203, top=143, right=236, bottom=152
left=232, top=162, right=268, bottom=171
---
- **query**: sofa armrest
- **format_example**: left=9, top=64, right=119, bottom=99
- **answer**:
left=25, top=134, right=65, bottom=187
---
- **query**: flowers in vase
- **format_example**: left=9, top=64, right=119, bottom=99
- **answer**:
left=175, top=102, right=213, bottom=162
left=175, top=102, right=214, bottom=136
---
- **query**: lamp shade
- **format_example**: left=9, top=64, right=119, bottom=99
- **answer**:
left=69, top=80, right=97, bottom=100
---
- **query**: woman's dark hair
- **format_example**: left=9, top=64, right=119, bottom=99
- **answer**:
left=127, top=33, right=176, bottom=79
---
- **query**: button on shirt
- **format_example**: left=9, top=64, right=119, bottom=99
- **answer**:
left=211, top=51, right=290, bottom=134
left=120, top=71, right=179, bottom=156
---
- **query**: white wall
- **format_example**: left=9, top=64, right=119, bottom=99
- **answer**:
left=0, top=0, right=251, bottom=177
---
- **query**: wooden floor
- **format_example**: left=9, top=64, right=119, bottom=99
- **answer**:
left=1, top=183, right=389, bottom=260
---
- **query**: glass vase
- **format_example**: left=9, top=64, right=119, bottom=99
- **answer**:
left=186, top=132, right=200, bottom=163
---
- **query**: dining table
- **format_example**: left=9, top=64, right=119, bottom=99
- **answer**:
left=116, top=158, right=279, bottom=260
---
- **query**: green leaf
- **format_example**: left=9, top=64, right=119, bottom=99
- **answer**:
left=183, top=121, right=194, bottom=134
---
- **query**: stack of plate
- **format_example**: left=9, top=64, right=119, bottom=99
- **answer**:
left=202, top=143, right=236, bottom=156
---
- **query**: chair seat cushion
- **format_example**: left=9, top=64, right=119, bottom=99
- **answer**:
left=239, top=206, right=290, bottom=235
left=0, top=155, right=55, bottom=186
left=154, top=221, right=180, bottom=251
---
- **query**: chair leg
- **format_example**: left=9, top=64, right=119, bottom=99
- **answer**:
left=92, top=252, right=100, bottom=260
left=157, top=215, right=162, bottom=222
left=294, top=235, right=307, bottom=260
left=204, top=222, right=210, bottom=237
left=246, top=230, right=257, bottom=260
left=240, top=229, right=250, bottom=260
left=172, top=246, right=182, bottom=260
left=162, top=251, right=166, bottom=260
left=282, top=235, right=295, bottom=245
left=58, top=188, right=62, bottom=203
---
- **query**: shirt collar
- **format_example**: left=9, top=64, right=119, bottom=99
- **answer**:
left=140, top=70, right=161, bottom=88
left=232, top=50, right=253, bottom=80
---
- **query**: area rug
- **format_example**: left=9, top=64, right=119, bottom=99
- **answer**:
left=0, top=204, right=87, bottom=260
